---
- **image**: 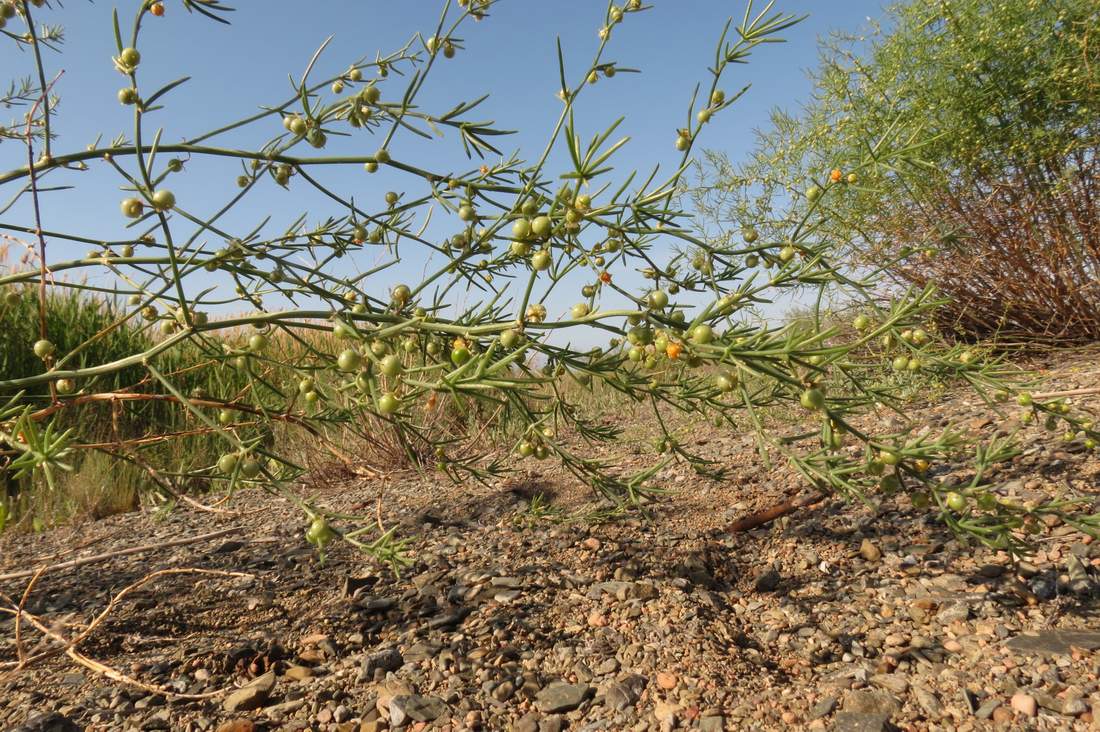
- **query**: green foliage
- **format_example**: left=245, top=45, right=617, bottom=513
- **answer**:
left=695, top=0, right=1100, bottom=341
left=0, top=0, right=1098, bottom=563
left=699, top=0, right=1098, bottom=230
left=813, top=0, right=1096, bottom=178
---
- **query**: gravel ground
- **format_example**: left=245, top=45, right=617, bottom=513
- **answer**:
left=2, top=350, right=1100, bottom=732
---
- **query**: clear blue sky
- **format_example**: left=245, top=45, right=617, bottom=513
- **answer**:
left=1, top=0, right=886, bottom=339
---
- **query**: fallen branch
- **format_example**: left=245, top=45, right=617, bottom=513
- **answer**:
left=0, top=526, right=241, bottom=582
left=728, top=490, right=825, bottom=532
left=1030, top=386, right=1100, bottom=400
left=0, top=568, right=250, bottom=698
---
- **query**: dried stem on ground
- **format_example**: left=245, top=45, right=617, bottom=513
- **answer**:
left=0, top=526, right=242, bottom=581
left=0, top=568, right=251, bottom=699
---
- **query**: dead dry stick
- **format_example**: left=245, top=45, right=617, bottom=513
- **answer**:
left=728, top=490, right=825, bottom=532
left=1029, top=386, right=1100, bottom=400
left=13, top=565, right=47, bottom=668
left=0, top=526, right=241, bottom=582
left=1, top=568, right=250, bottom=698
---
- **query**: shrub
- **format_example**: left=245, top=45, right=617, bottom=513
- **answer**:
left=0, top=0, right=1097, bottom=562
left=696, top=0, right=1100, bottom=344
left=877, top=157, right=1100, bottom=345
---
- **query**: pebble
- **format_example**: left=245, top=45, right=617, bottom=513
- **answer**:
left=535, top=683, right=592, bottom=714
left=284, top=665, right=313, bottom=681
left=859, top=539, right=882, bottom=562
left=222, top=672, right=275, bottom=713
left=1011, top=692, right=1038, bottom=717
left=389, top=695, right=448, bottom=726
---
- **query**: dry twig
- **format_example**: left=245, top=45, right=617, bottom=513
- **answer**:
left=0, top=526, right=242, bottom=582
left=0, top=568, right=251, bottom=698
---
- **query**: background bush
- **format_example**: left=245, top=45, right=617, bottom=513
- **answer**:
left=696, top=0, right=1100, bottom=345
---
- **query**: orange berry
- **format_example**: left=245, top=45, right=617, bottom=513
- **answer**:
left=830, top=169, right=842, bottom=183
left=599, top=271, right=612, bottom=284
left=150, top=2, right=165, bottom=16
left=665, top=342, right=683, bottom=360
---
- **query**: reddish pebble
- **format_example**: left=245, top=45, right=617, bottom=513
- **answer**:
left=656, top=671, right=678, bottom=690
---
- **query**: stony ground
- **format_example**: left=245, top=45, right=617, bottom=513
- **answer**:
left=3, top=350, right=1100, bottom=732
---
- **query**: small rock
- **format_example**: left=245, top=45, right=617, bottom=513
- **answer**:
left=223, top=671, right=276, bottom=712
left=655, top=671, right=678, bottom=690
left=536, top=682, right=592, bottom=714
left=859, top=539, right=881, bottom=562
left=913, top=687, right=944, bottom=719
left=514, top=712, right=541, bottom=732
left=1062, top=697, right=1088, bottom=716
left=869, top=674, right=908, bottom=695
left=974, top=699, right=1000, bottom=719
left=809, top=696, right=837, bottom=719
left=360, top=647, right=403, bottom=679
left=936, top=602, right=970, bottom=623
left=604, top=675, right=646, bottom=711
left=215, top=722, right=255, bottom=732
left=698, top=716, right=725, bottom=732
left=841, top=690, right=899, bottom=717
left=593, top=657, right=619, bottom=676
left=1010, top=693, right=1037, bottom=718
left=140, top=710, right=172, bottom=730
left=284, top=665, right=313, bottom=681
left=401, top=642, right=438, bottom=663
left=753, top=568, right=781, bottom=593
left=389, top=695, right=448, bottom=726
left=653, top=701, right=682, bottom=725
left=492, top=681, right=515, bottom=702
left=11, top=714, right=81, bottom=732
left=538, top=715, right=565, bottom=732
